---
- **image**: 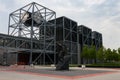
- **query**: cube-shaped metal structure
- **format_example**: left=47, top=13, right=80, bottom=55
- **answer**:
left=78, top=25, right=92, bottom=47
left=7, top=2, right=56, bottom=65
left=92, top=31, right=103, bottom=50
left=50, top=16, right=78, bottom=64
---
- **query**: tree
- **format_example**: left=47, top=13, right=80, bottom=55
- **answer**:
left=118, top=48, right=120, bottom=61
left=104, top=48, right=119, bottom=62
left=104, top=48, right=112, bottom=62
left=81, top=45, right=97, bottom=64
left=112, top=49, right=119, bottom=61
left=89, top=45, right=96, bottom=60
left=81, top=45, right=90, bottom=64
left=118, top=48, right=120, bottom=54
left=95, top=47, right=120, bottom=63
left=96, top=47, right=104, bottom=63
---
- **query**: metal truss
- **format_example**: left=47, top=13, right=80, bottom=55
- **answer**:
left=78, top=25, right=92, bottom=64
left=6, top=2, right=56, bottom=65
left=78, top=25, right=92, bottom=47
left=52, top=16, right=78, bottom=64
left=0, top=33, right=54, bottom=53
left=92, top=31, right=102, bottom=50
left=78, top=26, right=103, bottom=64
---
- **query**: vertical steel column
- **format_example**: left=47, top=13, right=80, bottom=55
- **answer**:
left=54, top=13, right=56, bottom=65
left=81, top=26, right=84, bottom=64
left=43, top=8, right=46, bottom=65
left=29, top=3, right=34, bottom=65
left=8, top=14, right=11, bottom=35
left=18, top=10, right=22, bottom=37
left=77, top=27, right=80, bottom=64
left=80, top=26, right=83, bottom=48
left=70, top=20, right=72, bottom=64
left=63, top=17, right=65, bottom=42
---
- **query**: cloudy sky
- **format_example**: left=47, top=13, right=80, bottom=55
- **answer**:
left=0, top=0, right=120, bottom=49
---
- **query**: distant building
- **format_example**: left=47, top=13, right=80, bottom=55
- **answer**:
left=92, top=31, right=103, bottom=50
left=78, top=25, right=92, bottom=48
left=50, top=16, right=78, bottom=64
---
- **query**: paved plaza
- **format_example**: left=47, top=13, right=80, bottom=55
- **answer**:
left=0, top=66, right=120, bottom=80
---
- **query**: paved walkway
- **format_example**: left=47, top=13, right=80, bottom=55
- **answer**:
left=0, top=66, right=120, bottom=80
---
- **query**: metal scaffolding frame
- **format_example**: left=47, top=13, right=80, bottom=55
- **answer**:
left=78, top=25, right=92, bottom=47
left=4, top=2, right=56, bottom=65
left=50, top=16, right=78, bottom=64
left=78, top=25, right=92, bottom=64
left=0, top=2, right=103, bottom=65
left=92, top=31, right=102, bottom=50
left=0, top=33, right=54, bottom=53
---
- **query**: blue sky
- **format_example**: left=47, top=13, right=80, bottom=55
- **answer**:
left=0, top=0, right=120, bottom=49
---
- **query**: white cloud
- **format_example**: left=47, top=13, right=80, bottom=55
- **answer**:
left=100, top=16, right=120, bottom=49
left=0, top=3, right=7, bottom=12
left=84, top=0, right=106, bottom=5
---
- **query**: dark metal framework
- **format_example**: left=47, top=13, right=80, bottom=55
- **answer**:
left=0, top=2, right=103, bottom=65
left=92, top=31, right=102, bottom=50
left=78, top=25, right=92, bottom=47
left=0, top=33, right=54, bottom=52
left=4, top=2, right=56, bottom=65
left=50, top=16, right=78, bottom=64
left=78, top=25, right=92, bottom=64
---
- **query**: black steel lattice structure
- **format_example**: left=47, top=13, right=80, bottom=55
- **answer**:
left=92, top=31, right=103, bottom=50
left=0, top=2, right=103, bottom=65
left=78, top=25, right=92, bottom=64
left=1, top=2, right=56, bottom=65
left=50, top=16, right=78, bottom=64
left=78, top=25, right=92, bottom=47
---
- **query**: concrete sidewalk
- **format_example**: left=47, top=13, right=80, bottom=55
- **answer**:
left=0, top=66, right=120, bottom=80
left=77, top=72, right=120, bottom=80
